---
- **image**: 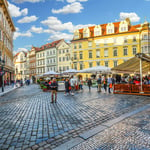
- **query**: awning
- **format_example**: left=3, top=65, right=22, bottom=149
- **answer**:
left=112, top=53, right=150, bottom=74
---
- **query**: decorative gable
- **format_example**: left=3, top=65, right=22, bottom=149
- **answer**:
left=83, top=27, right=90, bottom=38
left=94, top=25, right=102, bottom=36
left=106, top=23, right=115, bottom=34
left=119, top=20, right=129, bottom=32
left=74, top=30, right=80, bottom=39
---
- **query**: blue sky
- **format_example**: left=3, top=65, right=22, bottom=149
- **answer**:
left=8, top=0, right=150, bottom=54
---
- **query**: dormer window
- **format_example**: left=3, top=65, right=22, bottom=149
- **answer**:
left=83, top=27, right=90, bottom=38
left=94, top=25, right=102, bottom=36
left=106, top=23, right=114, bottom=34
left=74, top=30, right=79, bottom=39
left=119, top=21, right=128, bottom=32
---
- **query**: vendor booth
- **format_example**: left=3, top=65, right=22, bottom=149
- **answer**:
left=112, top=53, right=150, bottom=96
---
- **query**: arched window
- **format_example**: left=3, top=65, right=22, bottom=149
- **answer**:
left=106, top=23, right=114, bottom=34
left=94, top=25, right=102, bottom=36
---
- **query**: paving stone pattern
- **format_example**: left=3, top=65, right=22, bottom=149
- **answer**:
left=0, top=85, right=149, bottom=150
left=71, top=108, right=150, bottom=150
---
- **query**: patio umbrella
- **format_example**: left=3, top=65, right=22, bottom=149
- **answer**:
left=79, top=66, right=111, bottom=74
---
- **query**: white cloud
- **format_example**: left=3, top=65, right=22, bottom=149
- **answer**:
left=41, top=16, right=74, bottom=32
left=48, top=32, right=73, bottom=41
left=8, top=2, right=28, bottom=17
left=30, top=26, right=43, bottom=33
left=119, top=12, right=140, bottom=22
left=67, top=0, right=88, bottom=3
left=13, top=48, right=28, bottom=55
left=41, top=16, right=95, bottom=33
left=52, top=2, right=83, bottom=14
left=14, top=30, right=32, bottom=40
left=12, top=0, right=44, bottom=3
left=18, top=16, right=38, bottom=23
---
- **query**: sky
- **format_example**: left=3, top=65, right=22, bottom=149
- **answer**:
left=7, top=0, right=150, bottom=54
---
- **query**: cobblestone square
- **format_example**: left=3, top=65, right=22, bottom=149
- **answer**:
left=0, top=84, right=150, bottom=150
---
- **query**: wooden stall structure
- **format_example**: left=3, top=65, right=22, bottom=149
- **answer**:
left=112, top=53, right=150, bottom=96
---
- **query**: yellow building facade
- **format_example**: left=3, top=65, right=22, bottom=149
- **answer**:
left=71, top=18, right=150, bottom=79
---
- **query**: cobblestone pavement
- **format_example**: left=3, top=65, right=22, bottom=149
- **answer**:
left=71, top=108, right=150, bottom=150
left=0, top=84, right=149, bottom=150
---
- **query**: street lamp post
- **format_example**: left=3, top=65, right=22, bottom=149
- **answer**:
left=0, top=57, right=5, bottom=92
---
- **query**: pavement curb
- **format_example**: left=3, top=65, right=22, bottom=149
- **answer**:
left=0, top=86, right=20, bottom=97
left=53, top=103, right=150, bottom=150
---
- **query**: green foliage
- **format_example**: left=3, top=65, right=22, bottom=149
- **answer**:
left=43, top=86, right=47, bottom=89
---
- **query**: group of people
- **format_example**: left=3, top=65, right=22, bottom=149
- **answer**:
left=87, top=75, right=114, bottom=93
left=48, top=74, right=150, bottom=103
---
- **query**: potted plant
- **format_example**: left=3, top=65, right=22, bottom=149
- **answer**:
left=43, top=86, right=47, bottom=92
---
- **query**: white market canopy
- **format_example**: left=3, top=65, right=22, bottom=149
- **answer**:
left=79, top=66, right=111, bottom=73
left=43, top=71, right=59, bottom=76
left=62, top=69, right=80, bottom=74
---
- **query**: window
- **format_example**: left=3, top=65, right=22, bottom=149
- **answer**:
left=104, top=49, right=108, bottom=57
left=80, top=63, right=83, bottom=70
left=79, top=52, right=83, bottom=59
left=63, top=57, right=65, bottom=61
left=74, top=53, right=77, bottom=60
left=94, top=25, right=101, bottom=36
left=96, top=61, right=100, bottom=66
left=59, top=50, right=61, bottom=54
left=132, top=46, right=137, bottom=55
left=63, top=50, right=65, bottom=53
left=123, top=47, right=128, bottom=56
left=107, top=23, right=114, bottom=34
left=88, top=41, right=92, bottom=47
left=96, top=50, right=100, bottom=58
left=79, top=43, right=82, bottom=49
left=113, top=48, right=117, bottom=56
left=20, top=55, right=23, bottom=61
left=133, top=37, right=136, bottom=42
left=74, top=44, right=77, bottom=49
left=124, top=38, right=127, bottom=43
left=74, top=63, right=77, bottom=69
left=143, top=34, right=148, bottom=40
left=63, top=66, right=65, bottom=71
left=89, top=62, right=93, bottom=68
left=114, top=61, right=118, bottom=67
left=53, top=50, right=55, bottom=54
left=104, top=61, right=109, bottom=67
left=66, top=49, right=69, bottom=53
left=89, top=51, right=92, bottom=58
left=59, top=67, right=62, bottom=72
left=96, top=42, right=99, bottom=47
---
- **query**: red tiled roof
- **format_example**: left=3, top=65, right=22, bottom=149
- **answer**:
left=36, top=39, right=63, bottom=52
left=75, top=21, right=141, bottom=40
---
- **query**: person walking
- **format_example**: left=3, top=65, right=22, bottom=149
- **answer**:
left=50, top=78, right=58, bottom=103
left=70, top=76, right=76, bottom=95
left=64, top=78, right=70, bottom=96
left=97, top=75, right=102, bottom=92
left=107, top=75, right=112, bottom=93
left=87, top=78, right=92, bottom=91
left=103, top=76, right=107, bottom=93
left=79, top=78, right=83, bottom=90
